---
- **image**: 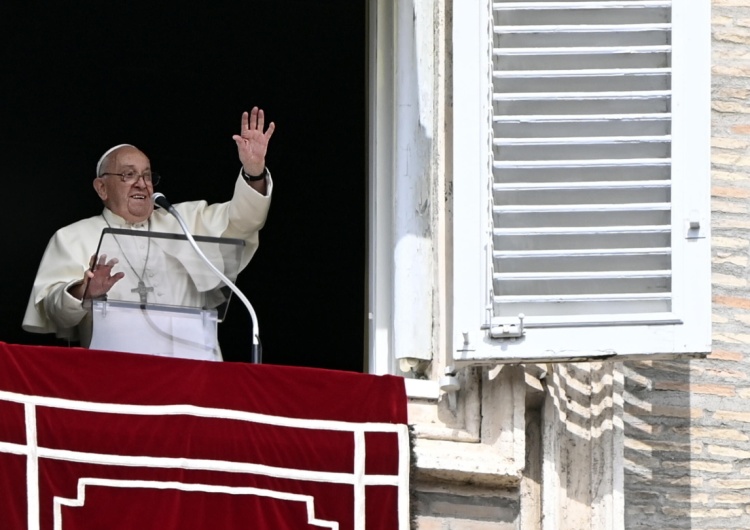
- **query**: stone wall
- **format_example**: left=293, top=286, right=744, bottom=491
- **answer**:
left=621, top=2, right=750, bottom=527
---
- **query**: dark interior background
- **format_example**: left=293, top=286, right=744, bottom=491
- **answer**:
left=1, top=2, right=366, bottom=371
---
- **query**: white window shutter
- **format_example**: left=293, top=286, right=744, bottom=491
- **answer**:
left=452, top=0, right=711, bottom=364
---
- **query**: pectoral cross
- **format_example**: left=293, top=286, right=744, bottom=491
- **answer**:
left=131, top=280, right=154, bottom=305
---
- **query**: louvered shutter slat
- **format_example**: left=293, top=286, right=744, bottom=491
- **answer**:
left=490, top=0, right=673, bottom=324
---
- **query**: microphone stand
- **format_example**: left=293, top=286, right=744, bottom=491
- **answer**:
left=152, top=193, right=262, bottom=364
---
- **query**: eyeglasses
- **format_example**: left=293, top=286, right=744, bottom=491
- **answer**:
left=99, top=170, right=161, bottom=186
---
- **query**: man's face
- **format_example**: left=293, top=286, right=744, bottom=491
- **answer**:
left=93, top=147, right=154, bottom=223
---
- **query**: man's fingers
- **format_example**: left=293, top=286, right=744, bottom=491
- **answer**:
left=241, top=111, right=249, bottom=134
left=265, top=122, right=276, bottom=140
left=250, top=107, right=259, bottom=130
left=239, top=107, right=270, bottom=136
left=108, top=272, right=125, bottom=286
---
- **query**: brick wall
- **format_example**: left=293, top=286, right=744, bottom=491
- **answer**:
left=622, top=1, right=750, bottom=527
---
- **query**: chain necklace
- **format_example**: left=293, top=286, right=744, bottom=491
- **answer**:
left=102, top=215, right=153, bottom=304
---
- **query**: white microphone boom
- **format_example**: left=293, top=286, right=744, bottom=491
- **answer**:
left=152, top=193, right=261, bottom=363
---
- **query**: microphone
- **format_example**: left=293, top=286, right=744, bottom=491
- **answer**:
left=153, top=193, right=263, bottom=364
left=152, top=192, right=173, bottom=212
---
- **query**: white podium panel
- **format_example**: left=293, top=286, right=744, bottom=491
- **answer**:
left=89, top=301, right=221, bottom=362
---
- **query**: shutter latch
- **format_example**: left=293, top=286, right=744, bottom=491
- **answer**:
left=483, top=313, right=525, bottom=339
left=686, top=210, right=706, bottom=239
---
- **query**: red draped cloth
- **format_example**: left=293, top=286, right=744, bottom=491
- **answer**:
left=0, top=342, right=409, bottom=530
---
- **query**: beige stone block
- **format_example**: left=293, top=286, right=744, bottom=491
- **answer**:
left=709, top=444, right=750, bottom=459
left=714, top=101, right=750, bottom=113
left=624, top=437, right=703, bottom=454
left=713, top=50, right=750, bottom=63
left=711, top=198, right=747, bottom=213
left=730, top=124, right=750, bottom=135
left=662, top=507, right=744, bottom=518
left=712, top=152, right=745, bottom=165
left=667, top=492, right=709, bottom=503
left=675, top=426, right=749, bottom=442
left=712, top=272, right=748, bottom=288
left=653, top=382, right=735, bottom=397
left=738, top=388, right=750, bottom=399
left=713, top=169, right=750, bottom=182
left=627, top=473, right=701, bottom=487
left=693, top=366, right=749, bottom=381
left=713, top=333, right=750, bottom=346
left=711, top=478, right=750, bottom=489
left=662, top=460, right=733, bottom=473
left=690, top=361, right=750, bottom=380
left=623, top=438, right=656, bottom=453
left=716, top=86, right=750, bottom=99
left=715, top=493, right=750, bottom=504
left=707, top=349, right=744, bottom=362
left=713, top=251, right=749, bottom=266
left=715, top=246, right=747, bottom=258
left=713, top=185, right=750, bottom=198
left=734, top=314, right=750, bottom=326
left=712, top=313, right=730, bottom=324
left=714, top=31, right=750, bottom=45
left=651, top=405, right=704, bottom=420
left=713, top=138, right=750, bottom=150
left=713, top=294, right=750, bottom=310
left=715, top=410, right=750, bottom=423
left=712, top=14, right=733, bottom=25
left=712, top=237, right=749, bottom=250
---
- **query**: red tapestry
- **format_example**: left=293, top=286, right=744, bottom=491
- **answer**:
left=0, top=342, right=410, bottom=530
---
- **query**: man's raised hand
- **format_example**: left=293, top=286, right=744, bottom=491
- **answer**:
left=232, top=107, right=275, bottom=177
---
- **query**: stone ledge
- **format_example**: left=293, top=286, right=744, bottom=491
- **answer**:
left=413, top=438, right=523, bottom=487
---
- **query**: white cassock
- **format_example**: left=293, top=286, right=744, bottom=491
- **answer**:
left=23, top=172, right=272, bottom=357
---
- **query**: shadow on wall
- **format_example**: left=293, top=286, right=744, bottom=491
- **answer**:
left=531, top=360, right=692, bottom=528
left=623, top=360, right=694, bottom=529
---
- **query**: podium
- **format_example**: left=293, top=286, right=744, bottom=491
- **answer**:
left=85, top=228, right=245, bottom=361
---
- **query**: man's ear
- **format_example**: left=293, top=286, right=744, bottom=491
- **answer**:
left=93, top=178, right=107, bottom=201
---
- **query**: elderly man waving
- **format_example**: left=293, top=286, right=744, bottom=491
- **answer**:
left=23, top=107, right=275, bottom=352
